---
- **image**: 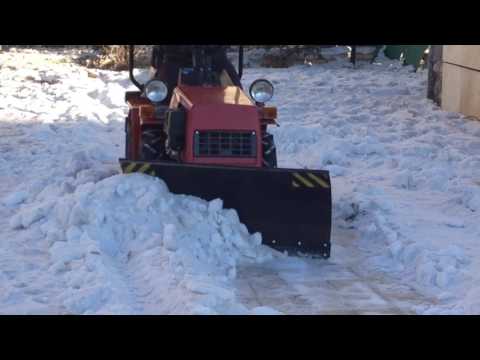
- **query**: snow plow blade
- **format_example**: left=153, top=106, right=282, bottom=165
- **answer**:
left=119, top=160, right=332, bottom=258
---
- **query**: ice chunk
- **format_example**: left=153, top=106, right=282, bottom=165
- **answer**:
left=2, top=191, right=28, bottom=207
left=10, top=201, right=54, bottom=229
left=208, top=199, right=223, bottom=213
left=163, top=224, right=177, bottom=252
left=250, top=306, right=283, bottom=315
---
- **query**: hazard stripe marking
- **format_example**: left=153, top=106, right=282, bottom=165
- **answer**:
left=292, top=180, right=300, bottom=188
left=293, top=173, right=315, bottom=188
left=306, top=172, right=330, bottom=188
left=137, top=163, right=151, bottom=173
left=149, top=170, right=156, bottom=176
left=124, top=163, right=137, bottom=174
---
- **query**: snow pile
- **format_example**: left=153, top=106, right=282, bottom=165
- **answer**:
left=9, top=173, right=276, bottom=314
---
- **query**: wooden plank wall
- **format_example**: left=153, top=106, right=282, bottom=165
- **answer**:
left=442, top=45, right=480, bottom=119
left=443, top=46, right=480, bottom=71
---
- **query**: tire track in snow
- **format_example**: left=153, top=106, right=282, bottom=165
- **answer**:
left=236, top=262, right=415, bottom=314
left=236, top=259, right=429, bottom=315
left=235, top=228, right=433, bottom=315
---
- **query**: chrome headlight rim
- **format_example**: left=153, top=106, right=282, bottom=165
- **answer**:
left=249, top=79, right=274, bottom=104
left=144, top=79, right=168, bottom=103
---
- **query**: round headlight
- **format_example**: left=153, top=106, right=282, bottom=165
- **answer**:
left=145, top=80, right=168, bottom=103
left=249, top=79, right=274, bottom=103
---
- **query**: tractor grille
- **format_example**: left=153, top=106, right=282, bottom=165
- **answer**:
left=194, top=131, right=257, bottom=158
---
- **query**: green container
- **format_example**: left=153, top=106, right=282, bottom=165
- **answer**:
left=404, top=45, right=429, bottom=68
left=384, top=45, right=429, bottom=69
left=384, top=45, right=405, bottom=60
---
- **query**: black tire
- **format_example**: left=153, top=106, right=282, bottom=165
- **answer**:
left=141, top=128, right=166, bottom=161
left=262, top=132, right=277, bottom=168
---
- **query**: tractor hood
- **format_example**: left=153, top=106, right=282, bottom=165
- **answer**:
left=176, top=85, right=255, bottom=109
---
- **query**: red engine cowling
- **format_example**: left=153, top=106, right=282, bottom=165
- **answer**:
left=170, top=85, right=263, bottom=168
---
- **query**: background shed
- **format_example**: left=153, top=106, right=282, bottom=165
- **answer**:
left=441, top=45, right=480, bottom=119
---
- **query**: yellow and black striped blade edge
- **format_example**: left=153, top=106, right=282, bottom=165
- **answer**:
left=122, top=162, right=157, bottom=177
left=292, top=172, right=330, bottom=189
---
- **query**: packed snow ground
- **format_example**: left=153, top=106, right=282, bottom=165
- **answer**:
left=1, top=48, right=480, bottom=314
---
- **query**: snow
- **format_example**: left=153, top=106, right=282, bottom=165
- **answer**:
left=6, top=164, right=277, bottom=314
left=1, top=48, right=480, bottom=314
left=2, top=191, right=28, bottom=207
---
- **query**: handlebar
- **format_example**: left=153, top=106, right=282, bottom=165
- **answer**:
left=128, top=45, right=244, bottom=91
left=129, top=45, right=144, bottom=91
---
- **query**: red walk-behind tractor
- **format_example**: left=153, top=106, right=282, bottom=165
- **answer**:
left=120, top=45, right=332, bottom=257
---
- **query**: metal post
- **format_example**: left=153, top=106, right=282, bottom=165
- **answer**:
left=129, top=45, right=144, bottom=91
left=239, top=46, right=244, bottom=79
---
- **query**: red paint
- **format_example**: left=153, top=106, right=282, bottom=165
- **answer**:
left=126, top=93, right=155, bottom=161
left=129, top=108, right=141, bottom=160
left=177, top=85, right=254, bottom=107
left=172, top=86, right=262, bottom=168
left=183, top=103, right=261, bottom=167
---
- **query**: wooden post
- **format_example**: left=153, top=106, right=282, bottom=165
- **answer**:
left=427, top=45, right=443, bottom=106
